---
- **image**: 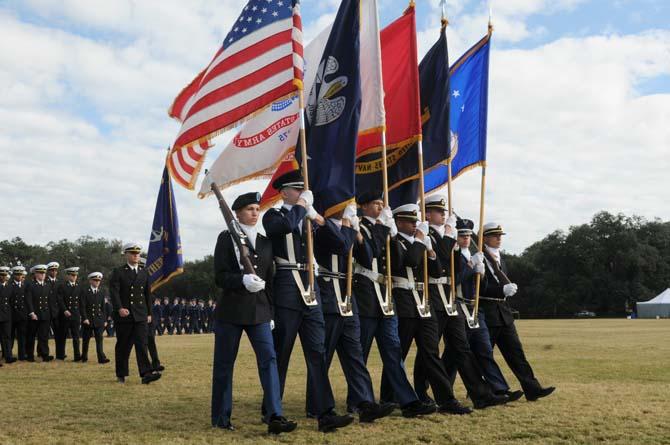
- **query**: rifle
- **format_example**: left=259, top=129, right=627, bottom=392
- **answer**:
left=210, top=182, right=256, bottom=275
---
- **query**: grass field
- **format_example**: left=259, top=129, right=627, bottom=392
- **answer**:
left=1, top=319, right=669, bottom=445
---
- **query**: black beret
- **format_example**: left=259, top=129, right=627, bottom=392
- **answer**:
left=356, top=190, right=383, bottom=205
left=232, top=192, right=261, bottom=210
left=271, top=170, right=304, bottom=191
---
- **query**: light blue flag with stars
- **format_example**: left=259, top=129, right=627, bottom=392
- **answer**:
left=424, top=33, right=491, bottom=192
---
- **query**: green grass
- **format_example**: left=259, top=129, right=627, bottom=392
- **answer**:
left=1, top=319, right=669, bottom=444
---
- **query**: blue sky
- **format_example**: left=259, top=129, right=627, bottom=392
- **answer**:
left=1, top=0, right=669, bottom=260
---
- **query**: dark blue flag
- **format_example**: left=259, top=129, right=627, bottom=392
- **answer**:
left=423, top=33, right=491, bottom=192
left=147, top=166, right=184, bottom=292
left=300, top=0, right=361, bottom=217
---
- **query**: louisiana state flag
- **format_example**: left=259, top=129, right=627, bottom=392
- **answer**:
left=146, top=166, right=184, bottom=292
left=298, top=0, right=361, bottom=217
left=423, top=33, right=491, bottom=192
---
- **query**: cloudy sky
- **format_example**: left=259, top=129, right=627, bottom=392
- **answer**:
left=1, top=0, right=668, bottom=260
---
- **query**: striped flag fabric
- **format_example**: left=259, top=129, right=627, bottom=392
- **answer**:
left=167, top=140, right=213, bottom=190
left=168, top=0, right=304, bottom=178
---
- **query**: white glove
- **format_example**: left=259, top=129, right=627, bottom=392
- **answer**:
left=503, top=283, right=518, bottom=297
left=305, top=205, right=318, bottom=220
left=474, top=262, right=485, bottom=274
left=299, top=190, right=313, bottom=207
left=422, top=236, right=433, bottom=251
left=446, top=214, right=457, bottom=228
left=350, top=215, right=360, bottom=232
left=380, top=206, right=393, bottom=224
left=471, top=252, right=484, bottom=264
left=343, top=203, right=357, bottom=221
left=270, top=319, right=275, bottom=330
left=243, top=274, right=266, bottom=293
left=417, top=221, right=430, bottom=236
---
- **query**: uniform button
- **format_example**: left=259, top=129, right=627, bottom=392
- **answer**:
left=130, top=294, right=134, bottom=297
left=130, top=302, right=134, bottom=305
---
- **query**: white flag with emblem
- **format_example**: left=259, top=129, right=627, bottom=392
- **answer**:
left=359, top=0, right=385, bottom=135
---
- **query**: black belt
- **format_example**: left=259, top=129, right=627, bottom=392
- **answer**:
left=317, top=269, right=347, bottom=280
left=276, top=263, right=308, bottom=272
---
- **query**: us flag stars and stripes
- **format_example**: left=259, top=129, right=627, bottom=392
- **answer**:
left=168, top=0, right=303, bottom=190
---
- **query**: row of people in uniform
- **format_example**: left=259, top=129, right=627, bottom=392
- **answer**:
left=210, top=170, right=555, bottom=435
left=151, top=297, right=216, bottom=336
left=0, top=264, right=111, bottom=365
left=0, top=258, right=165, bottom=379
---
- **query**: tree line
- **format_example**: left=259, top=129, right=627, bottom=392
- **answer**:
left=2, top=211, right=668, bottom=316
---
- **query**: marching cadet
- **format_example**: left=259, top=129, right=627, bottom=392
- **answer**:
left=379, top=203, right=471, bottom=415
left=80, top=272, right=110, bottom=364
left=181, top=298, right=190, bottom=334
left=109, top=242, right=161, bottom=384
left=413, top=196, right=508, bottom=409
left=305, top=203, right=395, bottom=423
left=0, top=266, right=17, bottom=364
left=161, top=297, right=170, bottom=335
left=206, top=298, right=215, bottom=333
left=57, top=267, right=83, bottom=361
left=170, top=297, right=181, bottom=335
left=104, top=296, right=115, bottom=337
left=45, top=262, right=62, bottom=358
left=351, top=191, right=434, bottom=418
left=479, top=222, right=555, bottom=401
left=10, top=266, right=29, bottom=361
left=25, top=264, right=54, bottom=362
left=450, top=218, right=521, bottom=400
left=198, top=300, right=206, bottom=333
left=151, top=297, right=162, bottom=336
left=212, top=191, right=297, bottom=434
left=263, top=170, right=354, bottom=432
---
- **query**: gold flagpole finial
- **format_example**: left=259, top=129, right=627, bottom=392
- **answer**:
left=440, top=0, right=449, bottom=28
left=488, top=3, right=494, bottom=34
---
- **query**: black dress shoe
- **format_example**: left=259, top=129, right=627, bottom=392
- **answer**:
left=268, top=415, right=297, bottom=434
left=141, top=372, right=162, bottom=385
left=498, top=390, right=524, bottom=402
left=73, top=357, right=82, bottom=362
left=438, top=399, right=473, bottom=415
left=81, top=358, right=88, bottom=363
left=358, top=401, right=396, bottom=423
left=99, top=358, right=110, bottom=364
left=155, top=365, right=165, bottom=372
left=5, top=357, right=17, bottom=364
left=526, top=386, right=555, bottom=401
left=117, top=377, right=126, bottom=384
left=43, top=355, right=54, bottom=362
left=26, top=357, right=36, bottom=362
left=318, top=412, right=354, bottom=433
left=215, top=423, right=235, bottom=431
left=473, top=393, right=509, bottom=409
left=305, top=412, right=318, bottom=419
left=401, top=400, right=436, bottom=418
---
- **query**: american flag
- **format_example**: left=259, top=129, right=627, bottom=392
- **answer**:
left=168, top=0, right=304, bottom=189
left=167, top=139, right=213, bottom=190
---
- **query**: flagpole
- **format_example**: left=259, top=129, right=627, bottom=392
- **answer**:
left=298, top=89, right=316, bottom=304
left=439, top=0, right=458, bottom=316
left=473, top=5, right=494, bottom=320
left=381, top=131, right=394, bottom=313
left=418, top=139, right=431, bottom=316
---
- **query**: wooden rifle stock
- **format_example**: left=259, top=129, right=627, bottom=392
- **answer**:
left=210, top=183, right=256, bottom=275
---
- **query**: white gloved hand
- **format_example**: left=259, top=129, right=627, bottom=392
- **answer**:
left=417, top=221, right=430, bottom=236
left=474, top=262, right=485, bottom=274
left=471, top=252, right=484, bottom=264
left=305, top=205, right=318, bottom=220
left=350, top=215, right=360, bottom=232
left=243, top=274, right=266, bottom=293
left=343, top=203, right=357, bottom=221
left=446, top=214, right=457, bottom=228
left=503, top=283, right=518, bottom=297
left=270, top=319, right=275, bottom=330
left=380, top=206, right=393, bottom=224
left=422, top=236, right=433, bottom=251
left=299, top=190, right=314, bottom=207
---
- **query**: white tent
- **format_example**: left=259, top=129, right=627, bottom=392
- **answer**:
left=637, top=289, right=670, bottom=318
